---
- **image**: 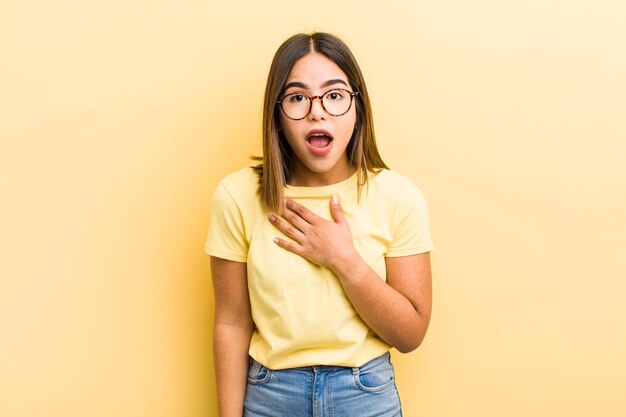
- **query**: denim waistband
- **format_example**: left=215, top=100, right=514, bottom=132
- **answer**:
left=250, top=351, right=391, bottom=373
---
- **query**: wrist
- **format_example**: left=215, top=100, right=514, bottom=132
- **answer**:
left=329, top=248, right=367, bottom=281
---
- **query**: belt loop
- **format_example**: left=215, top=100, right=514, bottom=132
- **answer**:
left=351, top=367, right=359, bottom=375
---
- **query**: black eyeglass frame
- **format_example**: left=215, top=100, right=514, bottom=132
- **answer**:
left=276, top=89, right=359, bottom=121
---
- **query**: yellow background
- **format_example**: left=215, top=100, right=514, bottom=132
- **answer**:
left=1, top=1, right=625, bottom=416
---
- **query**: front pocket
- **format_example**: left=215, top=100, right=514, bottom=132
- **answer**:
left=353, top=363, right=396, bottom=393
left=247, top=360, right=273, bottom=385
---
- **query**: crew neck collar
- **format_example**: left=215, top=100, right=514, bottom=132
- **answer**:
left=285, top=171, right=358, bottom=198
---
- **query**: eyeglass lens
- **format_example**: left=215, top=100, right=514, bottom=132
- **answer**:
left=280, top=89, right=354, bottom=120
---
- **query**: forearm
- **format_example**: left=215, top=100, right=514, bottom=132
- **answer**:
left=332, top=253, right=430, bottom=353
left=214, top=322, right=254, bottom=417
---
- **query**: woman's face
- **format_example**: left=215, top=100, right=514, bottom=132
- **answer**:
left=278, top=52, right=358, bottom=186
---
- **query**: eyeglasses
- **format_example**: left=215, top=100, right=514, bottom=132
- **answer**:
left=277, top=88, right=358, bottom=120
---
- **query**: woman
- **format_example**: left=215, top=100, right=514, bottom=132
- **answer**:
left=206, top=32, right=433, bottom=417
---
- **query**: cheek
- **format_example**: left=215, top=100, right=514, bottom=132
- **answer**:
left=339, top=113, right=358, bottom=139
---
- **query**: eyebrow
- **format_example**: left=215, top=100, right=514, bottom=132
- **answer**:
left=283, top=79, right=349, bottom=91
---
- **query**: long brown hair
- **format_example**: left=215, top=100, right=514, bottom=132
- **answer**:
left=253, top=32, right=388, bottom=212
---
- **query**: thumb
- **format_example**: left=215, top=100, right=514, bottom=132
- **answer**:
left=330, top=194, right=345, bottom=223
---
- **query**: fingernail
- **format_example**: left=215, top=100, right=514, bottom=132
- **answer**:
left=331, top=195, right=339, bottom=206
left=268, top=214, right=276, bottom=221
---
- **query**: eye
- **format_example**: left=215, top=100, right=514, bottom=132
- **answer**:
left=325, top=90, right=347, bottom=101
left=287, top=94, right=307, bottom=103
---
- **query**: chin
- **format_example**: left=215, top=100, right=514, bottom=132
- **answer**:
left=307, top=161, right=339, bottom=173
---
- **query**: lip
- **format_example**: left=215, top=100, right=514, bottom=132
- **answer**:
left=306, top=129, right=333, bottom=140
left=305, top=129, right=333, bottom=157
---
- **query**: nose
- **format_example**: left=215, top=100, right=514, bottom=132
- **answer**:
left=308, top=95, right=326, bottom=120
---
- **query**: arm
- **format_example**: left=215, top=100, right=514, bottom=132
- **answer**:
left=333, top=251, right=431, bottom=352
left=269, top=197, right=432, bottom=353
left=211, top=256, right=254, bottom=417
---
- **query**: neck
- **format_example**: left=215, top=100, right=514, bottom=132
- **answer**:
left=289, top=161, right=355, bottom=187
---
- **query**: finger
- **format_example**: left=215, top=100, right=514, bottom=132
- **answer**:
left=268, top=214, right=305, bottom=242
left=285, top=199, right=318, bottom=224
left=329, top=194, right=345, bottom=224
left=283, top=204, right=313, bottom=231
left=272, top=237, right=303, bottom=256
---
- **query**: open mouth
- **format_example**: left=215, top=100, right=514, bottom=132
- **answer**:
left=306, top=130, right=333, bottom=156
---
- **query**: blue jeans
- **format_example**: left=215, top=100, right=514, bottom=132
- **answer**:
left=243, top=352, right=402, bottom=417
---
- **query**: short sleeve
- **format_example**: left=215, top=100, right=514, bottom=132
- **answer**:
left=386, top=183, right=434, bottom=257
left=204, top=183, right=248, bottom=262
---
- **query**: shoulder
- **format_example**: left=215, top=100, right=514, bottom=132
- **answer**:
left=366, top=169, right=430, bottom=224
left=368, top=169, right=426, bottom=200
left=218, top=165, right=258, bottom=193
left=215, top=165, right=259, bottom=199
left=211, top=165, right=260, bottom=210
left=370, top=169, right=415, bottom=185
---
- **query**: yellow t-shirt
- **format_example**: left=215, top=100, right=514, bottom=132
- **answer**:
left=205, top=166, right=433, bottom=369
